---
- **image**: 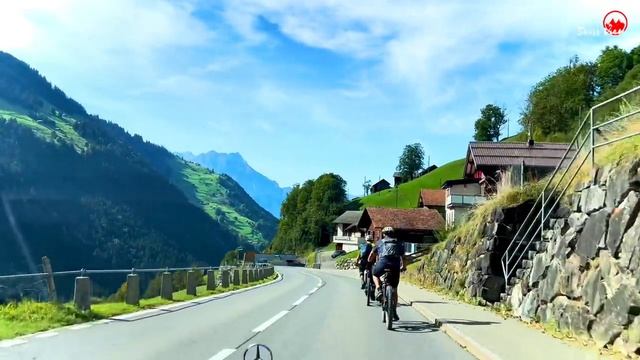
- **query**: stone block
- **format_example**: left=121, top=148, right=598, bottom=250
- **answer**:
left=242, top=269, right=248, bottom=284
left=568, top=213, right=588, bottom=232
left=519, top=289, right=539, bottom=322
left=619, top=216, right=640, bottom=272
left=233, top=269, right=240, bottom=286
left=607, top=191, right=640, bottom=255
left=575, top=209, right=610, bottom=261
left=583, top=185, right=607, bottom=214
left=206, top=269, right=216, bottom=291
left=125, top=274, right=140, bottom=306
left=160, top=272, right=173, bottom=300
left=74, top=276, right=91, bottom=311
left=539, top=260, right=563, bottom=302
left=186, top=270, right=198, bottom=296
left=221, top=270, right=230, bottom=288
left=581, top=267, right=605, bottom=315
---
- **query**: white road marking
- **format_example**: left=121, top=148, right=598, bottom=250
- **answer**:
left=308, top=287, right=319, bottom=295
left=209, top=348, right=236, bottom=360
left=252, top=310, right=289, bottom=332
left=292, top=295, right=309, bottom=306
left=0, top=339, right=27, bottom=348
left=34, top=332, right=58, bottom=339
left=69, top=324, right=92, bottom=330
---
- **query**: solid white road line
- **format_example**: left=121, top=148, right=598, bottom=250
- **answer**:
left=34, top=332, right=59, bottom=339
left=308, top=287, right=319, bottom=295
left=292, top=295, right=309, bottom=306
left=209, top=348, right=237, bottom=360
left=252, top=310, right=289, bottom=333
left=0, top=339, right=27, bottom=348
left=69, top=324, right=92, bottom=330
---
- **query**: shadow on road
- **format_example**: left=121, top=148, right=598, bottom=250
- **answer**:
left=391, top=320, right=439, bottom=333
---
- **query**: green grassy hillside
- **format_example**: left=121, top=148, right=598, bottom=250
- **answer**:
left=354, top=158, right=465, bottom=209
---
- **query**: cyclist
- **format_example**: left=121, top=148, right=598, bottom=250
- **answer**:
left=356, top=234, right=375, bottom=289
left=368, top=226, right=405, bottom=321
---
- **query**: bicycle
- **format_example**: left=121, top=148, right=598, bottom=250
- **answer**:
left=363, top=268, right=374, bottom=306
left=380, top=269, right=397, bottom=330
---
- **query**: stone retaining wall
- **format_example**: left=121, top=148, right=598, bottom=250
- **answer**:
left=507, top=159, right=640, bottom=354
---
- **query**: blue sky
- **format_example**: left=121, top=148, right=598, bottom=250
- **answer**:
left=1, top=1, right=640, bottom=195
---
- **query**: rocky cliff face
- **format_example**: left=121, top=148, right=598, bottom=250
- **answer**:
left=411, top=158, right=640, bottom=354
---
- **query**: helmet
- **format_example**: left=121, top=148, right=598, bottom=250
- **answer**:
left=382, top=226, right=395, bottom=235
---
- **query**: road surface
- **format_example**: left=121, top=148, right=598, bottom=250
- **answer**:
left=0, top=267, right=473, bottom=360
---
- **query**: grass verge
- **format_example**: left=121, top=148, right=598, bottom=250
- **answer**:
left=0, top=272, right=278, bottom=340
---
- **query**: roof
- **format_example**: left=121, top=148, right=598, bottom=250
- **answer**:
left=419, top=189, right=446, bottom=207
left=441, top=178, right=479, bottom=188
left=467, top=141, right=573, bottom=168
left=359, top=208, right=445, bottom=231
left=332, top=210, right=363, bottom=224
left=371, top=179, right=390, bottom=187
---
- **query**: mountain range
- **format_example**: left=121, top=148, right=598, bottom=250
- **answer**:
left=179, top=151, right=290, bottom=217
left=0, top=51, right=277, bottom=279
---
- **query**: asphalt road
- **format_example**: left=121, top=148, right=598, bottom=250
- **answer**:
left=0, top=267, right=473, bottom=360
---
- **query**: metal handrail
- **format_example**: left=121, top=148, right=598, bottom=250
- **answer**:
left=500, top=85, right=640, bottom=286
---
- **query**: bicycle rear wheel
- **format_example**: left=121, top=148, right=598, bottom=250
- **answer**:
left=365, top=275, right=371, bottom=306
left=386, top=286, right=393, bottom=330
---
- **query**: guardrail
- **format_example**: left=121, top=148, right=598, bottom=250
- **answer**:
left=0, top=257, right=275, bottom=311
left=500, top=85, right=640, bottom=286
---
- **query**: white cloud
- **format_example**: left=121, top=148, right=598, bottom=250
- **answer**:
left=222, top=0, right=640, bottom=106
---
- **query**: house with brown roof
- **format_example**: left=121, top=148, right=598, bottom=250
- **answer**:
left=370, top=179, right=391, bottom=194
left=441, top=179, right=487, bottom=229
left=356, top=208, right=445, bottom=253
left=417, top=189, right=446, bottom=218
left=464, top=141, right=572, bottom=194
left=332, top=210, right=365, bottom=252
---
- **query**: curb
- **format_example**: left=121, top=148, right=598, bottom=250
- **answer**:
left=399, top=282, right=501, bottom=360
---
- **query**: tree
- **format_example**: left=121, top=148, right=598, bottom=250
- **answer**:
left=269, top=173, right=348, bottom=254
left=362, top=178, right=371, bottom=196
left=520, top=57, right=596, bottom=136
left=396, top=143, right=424, bottom=181
left=474, top=104, right=507, bottom=141
left=595, top=46, right=632, bottom=94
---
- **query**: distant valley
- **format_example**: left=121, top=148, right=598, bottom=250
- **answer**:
left=180, top=151, right=290, bottom=217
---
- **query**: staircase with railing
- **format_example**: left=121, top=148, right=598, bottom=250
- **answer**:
left=500, top=85, right=640, bottom=296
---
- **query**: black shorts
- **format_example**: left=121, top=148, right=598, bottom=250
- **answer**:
left=372, top=258, right=400, bottom=288
left=359, top=260, right=372, bottom=273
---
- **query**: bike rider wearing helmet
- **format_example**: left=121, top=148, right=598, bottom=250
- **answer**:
left=356, top=234, right=375, bottom=289
left=368, top=226, right=405, bottom=321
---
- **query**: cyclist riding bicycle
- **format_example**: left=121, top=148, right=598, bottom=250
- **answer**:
left=368, top=226, right=405, bottom=321
left=356, top=235, right=375, bottom=289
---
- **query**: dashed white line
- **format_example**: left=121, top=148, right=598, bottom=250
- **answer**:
left=0, top=339, right=27, bottom=348
left=69, top=324, right=92, bottom=330
left=209, top=348, right=236, bottom=360
left=292, top=295, right=309, bottom=306
left=252, top=310, right=289, bottom=332
left=34, top=332, right=58, bottom=339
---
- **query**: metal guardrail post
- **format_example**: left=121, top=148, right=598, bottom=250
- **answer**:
left=590, top=108, right=595, bottom=169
